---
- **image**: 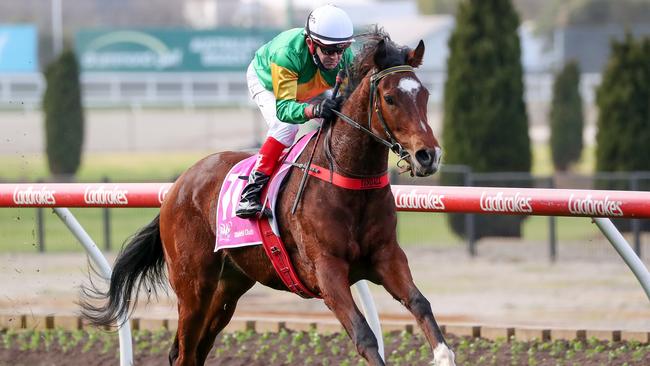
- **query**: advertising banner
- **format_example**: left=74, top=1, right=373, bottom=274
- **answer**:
left=0, top=25, right=38, bottom=72
left=75, top=28, right=280, bottom=72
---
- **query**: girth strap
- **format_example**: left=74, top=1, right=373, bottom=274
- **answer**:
left=257, top=218, right=320, bottom=299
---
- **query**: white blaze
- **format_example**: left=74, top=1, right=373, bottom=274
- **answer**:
left=398, top=77, right=420, bottom=97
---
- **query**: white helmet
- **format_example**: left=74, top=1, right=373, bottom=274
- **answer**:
left=305, top=4, right=354, bottom=45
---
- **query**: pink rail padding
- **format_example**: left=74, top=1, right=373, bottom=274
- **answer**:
left=0, top=183, right=173, bottom=208
left=393, top=185, right=650, bottom=218
left=1, top=183, right=650, bottom=219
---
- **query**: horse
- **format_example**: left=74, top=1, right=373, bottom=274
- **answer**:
left=80, top=29, right=455, bottom=366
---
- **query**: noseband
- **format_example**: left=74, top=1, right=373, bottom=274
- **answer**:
left=332, top=64, right=416, bottom=173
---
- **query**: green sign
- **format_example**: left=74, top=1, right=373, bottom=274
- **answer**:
left=75, top=28, right=280, bottom=72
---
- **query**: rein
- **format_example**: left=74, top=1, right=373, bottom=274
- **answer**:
left=332, top=64, right=415, bottom=174
left=291, top=65, right=417, bottom=212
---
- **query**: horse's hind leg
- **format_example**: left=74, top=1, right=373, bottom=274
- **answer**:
left=170, top=255, right=254, bottom=366
left=194, top=257, right=255, bottom=364
left=314, top=257, right=385, bottom=366
left=372, top=244, right=456, bottom=366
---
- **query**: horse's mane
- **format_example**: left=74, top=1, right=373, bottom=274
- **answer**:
left=342, top=26, right=409, bottom=100
left=321, top=27, right=409, bottom=172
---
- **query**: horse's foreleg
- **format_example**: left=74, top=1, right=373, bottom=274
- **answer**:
left=373, top=245, right=456, bottom=366
left=315, top=257, right=385, bottom=366
left=168, top=335, right=179, bottom=365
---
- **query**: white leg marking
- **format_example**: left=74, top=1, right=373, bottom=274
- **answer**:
left=431, top=343, right=456, bottom=366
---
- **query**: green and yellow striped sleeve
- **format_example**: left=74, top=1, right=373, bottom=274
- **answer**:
left=270, top=59, right=309, bottom=124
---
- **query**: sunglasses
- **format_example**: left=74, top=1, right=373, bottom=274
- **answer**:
left=319, top=46, right=346, bottom=56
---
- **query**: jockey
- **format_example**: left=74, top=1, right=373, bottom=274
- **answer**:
left=236, top=4, right=355, bottom=218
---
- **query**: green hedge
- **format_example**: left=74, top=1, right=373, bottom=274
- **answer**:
left=441, top=0, right=531, bottom=239
left=550, top=61, right=584, bottom=172
left=43, top=50, right=85, bottom=180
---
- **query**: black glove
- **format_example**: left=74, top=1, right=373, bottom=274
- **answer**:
left=311, top=98, right=339, bottom=120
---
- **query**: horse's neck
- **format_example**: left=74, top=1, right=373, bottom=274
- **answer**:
left=323, top=78, right=388, bottom=176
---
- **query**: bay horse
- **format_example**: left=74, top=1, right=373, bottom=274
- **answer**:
left=81, top=30, right=455, bottom=366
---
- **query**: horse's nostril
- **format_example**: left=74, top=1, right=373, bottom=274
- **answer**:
left=415, top=149, right=435, bottom=166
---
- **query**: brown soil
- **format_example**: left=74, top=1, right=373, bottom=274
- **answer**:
left=1, top=329, right=649, bottom=366
left=2, top=242, right=649, bottom=331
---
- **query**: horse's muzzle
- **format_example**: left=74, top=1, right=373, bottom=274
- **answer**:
left=413, top=147, right=441, bottom=176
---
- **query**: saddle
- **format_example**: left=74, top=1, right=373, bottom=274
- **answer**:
left=215, top=131, right=320, bottom=298
left=215, top=129, right=391, bottom=298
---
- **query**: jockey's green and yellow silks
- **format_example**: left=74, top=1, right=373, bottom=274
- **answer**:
left=252, top=28, right=353, bottom=123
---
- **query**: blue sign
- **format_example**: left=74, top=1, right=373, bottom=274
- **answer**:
left=0, top=25, right=38, bottom=72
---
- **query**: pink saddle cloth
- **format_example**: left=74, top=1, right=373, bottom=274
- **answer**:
left=214, top=131, right=316, bottom=251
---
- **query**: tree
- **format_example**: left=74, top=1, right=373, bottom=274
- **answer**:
left=43, top=50, right=85, bottom=180
left=442, top=0, right=531, bottom=239
left=550, top=61, right=584, bottom=172
left=594, top=33, right=650, bottom=232
left=595, top=34, right=650, bottom=174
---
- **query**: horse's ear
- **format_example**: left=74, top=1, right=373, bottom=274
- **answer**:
left=373, top=39, right=387, bottom=66
left=407, top=40, right=425, bottom=68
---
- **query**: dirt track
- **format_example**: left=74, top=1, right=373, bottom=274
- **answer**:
left=1, top=239, right=649, bottom=332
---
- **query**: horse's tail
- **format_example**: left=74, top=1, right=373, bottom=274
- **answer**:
left=80, top=215, right=166, bottom=328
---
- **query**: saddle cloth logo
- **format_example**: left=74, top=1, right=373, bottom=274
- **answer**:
left=214, top=131, right=316, bottom=251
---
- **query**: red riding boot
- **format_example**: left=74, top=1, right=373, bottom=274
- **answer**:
left=235, top=137, right=286, bottom=218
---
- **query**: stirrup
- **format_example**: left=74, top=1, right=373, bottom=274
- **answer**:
left=236, top=204, right=272, bottom=219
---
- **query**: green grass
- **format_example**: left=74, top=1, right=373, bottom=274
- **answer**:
left=0, top=207, right=602, bottom=253
left=2, top=142, right=593, bottom=182
left=0, top=207, right=159, bottom=252
left=0, top=151, right=209, bottom=182
left=397, top=212, right=601, bottom=248
left=0, top=142, right=600, bottom=253
left=523, top=215, right=602, bottom=241
left=531, top=143, right=595, bottom=176
left=389, top=142, right=596, bottom=176
left=397, top=212, right=462, bottom=247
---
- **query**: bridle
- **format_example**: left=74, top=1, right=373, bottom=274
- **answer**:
left=331, top=64, right=416, bottom=174
left=291, top=64, right=418, bottom=213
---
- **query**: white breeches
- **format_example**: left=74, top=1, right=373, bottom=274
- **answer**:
left=247, top=63, right=300, bottom=147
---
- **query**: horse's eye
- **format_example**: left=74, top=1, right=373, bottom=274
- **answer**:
left=383, top=95, right=394, bottom=105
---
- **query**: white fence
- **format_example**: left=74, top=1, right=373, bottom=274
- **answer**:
left=0, top=71, right=602, bottom=110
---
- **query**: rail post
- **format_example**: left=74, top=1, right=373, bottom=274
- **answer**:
left=630, top=173, right=641, bottom=256
left=547, top=177, right=557, bottom=262
left=36, top=206, right=45, bottom=253
left=53, top=207, right=133, bottom=366
left=463, top=171, right=476, bottom=256
left=593, top=218, right=650, bottom=301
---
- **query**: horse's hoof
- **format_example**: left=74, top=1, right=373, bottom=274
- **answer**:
left=431, top=343, right=456, bottom=366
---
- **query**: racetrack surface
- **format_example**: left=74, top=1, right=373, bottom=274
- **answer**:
left=1, top=239, right=649, bottom=332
